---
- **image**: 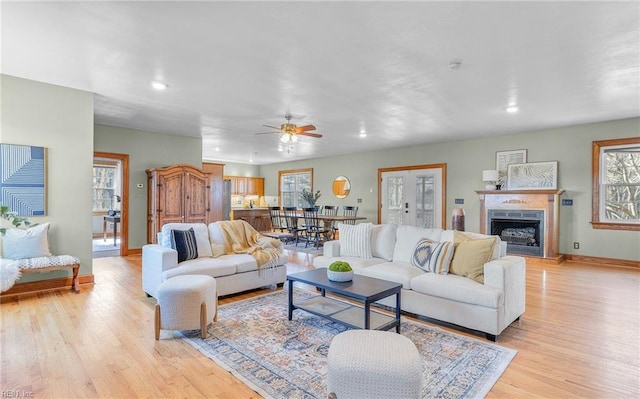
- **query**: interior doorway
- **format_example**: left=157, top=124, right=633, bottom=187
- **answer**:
left=378, top=164, right=447, bottom=228
left=92, top=151, right=129, bottom=257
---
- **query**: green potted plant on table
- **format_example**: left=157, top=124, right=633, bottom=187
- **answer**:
left=301, top=188, right=322, bottom=208
left=327, top=261, right=353, bottom=282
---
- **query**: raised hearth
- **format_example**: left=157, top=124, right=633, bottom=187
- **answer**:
left=477, top=190, right=565, bottom=261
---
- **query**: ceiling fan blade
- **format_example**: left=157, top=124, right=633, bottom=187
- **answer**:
left=255, top=131, right=280, bottom=135
left=262, top=125, right=283, bottom=131
left=295, top=124, right=316, bottom=132
left=297, top=132, right=323, bottom=138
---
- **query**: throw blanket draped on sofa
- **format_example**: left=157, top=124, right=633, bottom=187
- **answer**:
left=217, top=220, right=281, bottom=268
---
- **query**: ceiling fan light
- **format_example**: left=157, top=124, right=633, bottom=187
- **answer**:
left=280, top=133, right=298, bottom=143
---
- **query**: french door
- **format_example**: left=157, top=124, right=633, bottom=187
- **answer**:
left=379, top=164, right=446, bottom=228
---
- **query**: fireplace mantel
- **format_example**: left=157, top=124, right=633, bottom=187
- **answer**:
left=476, top=189, right=565, bottom=261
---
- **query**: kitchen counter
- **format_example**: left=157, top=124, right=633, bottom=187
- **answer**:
left=230, top=208, right=272, bottom=232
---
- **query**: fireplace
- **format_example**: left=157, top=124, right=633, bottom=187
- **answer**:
left=488, top=209, right=544, bottom=257
left=476, top=189, right=565, bottom=261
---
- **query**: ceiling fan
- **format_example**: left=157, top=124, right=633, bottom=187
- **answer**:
left=256, top=113, right=323, bottom=143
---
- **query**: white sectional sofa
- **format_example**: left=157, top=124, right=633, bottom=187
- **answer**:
left=312, top=224, right=526, bottom=340
left=142, top=220, right=288, bottom=298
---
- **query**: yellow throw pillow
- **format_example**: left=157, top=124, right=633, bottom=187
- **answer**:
left=449, top=231, right=497, bottom=284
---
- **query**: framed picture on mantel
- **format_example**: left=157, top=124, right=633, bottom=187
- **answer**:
left=496, top=149, right=527, bottom=189
left=507, top=161, right=558, bottom=190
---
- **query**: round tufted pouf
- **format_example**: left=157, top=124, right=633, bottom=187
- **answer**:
left=327, top=330, right=423, bottom=399
left=155, top=275, right=217, bottom=340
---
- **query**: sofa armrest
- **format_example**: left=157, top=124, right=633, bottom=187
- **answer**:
left=484, top=255, right=526, bottom=323
left=323, top=240, right=341, bottom=257
left=142, top=244, right=178, bottom=298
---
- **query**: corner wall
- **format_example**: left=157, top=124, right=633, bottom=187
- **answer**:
left=1, top=74, right=94, bottom=280
left=94, top=124, right=203, bottom=249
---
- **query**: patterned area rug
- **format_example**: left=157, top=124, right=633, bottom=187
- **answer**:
left=181, top=289, right=516, bottom=399
left=283, top=242, right=323, bottom=255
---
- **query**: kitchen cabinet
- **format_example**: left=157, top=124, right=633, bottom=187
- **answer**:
left=224, top=176, right=264, bottom=196
left=146, top=164, right=212, bottom=244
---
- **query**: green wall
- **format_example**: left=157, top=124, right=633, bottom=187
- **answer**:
left=94, top=124, right=203, bottom=249
left=260, top=117, right=640, bottom=262
left=1, top=74, right=94, bottom=281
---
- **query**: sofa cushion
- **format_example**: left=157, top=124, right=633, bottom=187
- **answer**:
left=359, top=262, right=424, bottom=289
left=449, top=231, right=497, bottom=283
left=338, top=223, right=372, bottom=258
left=393, top=225, right=442, bottom=263
left=170, top=228, right=199, bottom=263
left=313, top=256, right=386, bottom=274
left=410, top=272, right=503, bottom=309
left=441, top=230, right=503, bottom=261
left=162, top=257, right=237, bottom=279
left=207, top=222, right=227, bottom=257
left=370, top=224, right=397, bottom=261
left=2, top=223, right=52, bottom=260
left=161, top=223, right=213, bottom=258
left=410, top=239, right=454, bottom=274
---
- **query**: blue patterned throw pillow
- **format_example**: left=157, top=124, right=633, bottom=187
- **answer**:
left=170, top=228, right=199, bottom=263
left=411, top=238, right=454, bottom=274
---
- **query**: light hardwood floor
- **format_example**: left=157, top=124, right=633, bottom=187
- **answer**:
left=1, top=250, right=638, bottom=398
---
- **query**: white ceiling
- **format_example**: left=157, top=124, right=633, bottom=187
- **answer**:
left=2, top=1, right=639, bottom=165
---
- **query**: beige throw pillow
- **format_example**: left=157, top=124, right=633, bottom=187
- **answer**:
left=449, top=231, right=496, bottom=284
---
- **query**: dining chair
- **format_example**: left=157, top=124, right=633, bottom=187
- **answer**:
left=268, top=206, right=286, bottom=232
left=322, top=205, right=339, bottom=216
left=283, top=207, right=305, bottom=246
left=321, top=205, right=339, bottom=238
left=302, top=207, right=330, bottom=248
left=342, top=206, right=359, bottom=225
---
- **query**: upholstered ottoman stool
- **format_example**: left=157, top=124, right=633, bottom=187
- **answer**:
left=155, top=275, right=217, bottom=340
left=327, top=330, right=423, bottom=399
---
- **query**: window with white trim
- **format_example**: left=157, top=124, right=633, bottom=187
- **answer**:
left=93, top=162, right=118, bottom=212
left=592, top=137, right=640, bottom=231
left=279, top=168, right=312, bottom=208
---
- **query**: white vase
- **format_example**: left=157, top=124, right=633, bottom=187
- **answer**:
left=327, top=270, right=353, bottom=282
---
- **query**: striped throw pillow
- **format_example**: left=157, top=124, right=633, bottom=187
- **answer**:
left=339, top=223, right=372, bottom=258
left=171, top=228, right=199, bottom=263
left=411, top=239, right=454, bottom=274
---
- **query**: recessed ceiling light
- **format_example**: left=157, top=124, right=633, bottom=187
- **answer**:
left=359, top=129, right=367, bottom=138
left=215, top=147, right=220, bottom=152
left=506, top=105, right=519, bottom=113
left=151, top=81, right=168, bottom=90
left=448, top=59, right=462, bottom=71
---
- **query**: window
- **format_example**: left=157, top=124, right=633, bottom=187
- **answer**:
left=592, top=137, right=640, bottom=231
left=93, top=162, right=119, bottom=212
left=279, top=168, right=312, bottom=208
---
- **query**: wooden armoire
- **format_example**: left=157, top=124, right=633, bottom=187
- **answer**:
left=146, top=164, right=212, bottom=244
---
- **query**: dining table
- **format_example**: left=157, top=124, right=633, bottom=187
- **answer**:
left=278, top=212, right=366, bottom=240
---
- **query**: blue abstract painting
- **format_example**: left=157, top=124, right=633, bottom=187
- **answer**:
left=0, top=143, right=47, bottom=216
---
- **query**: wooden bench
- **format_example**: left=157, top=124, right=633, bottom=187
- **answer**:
left=13, top=255, right=81, bottom=293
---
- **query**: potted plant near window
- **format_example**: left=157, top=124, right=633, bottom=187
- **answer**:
left=301, top=188, right=322, bottom=208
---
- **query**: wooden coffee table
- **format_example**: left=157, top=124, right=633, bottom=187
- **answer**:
left=287, top=268, right=402, bottom=333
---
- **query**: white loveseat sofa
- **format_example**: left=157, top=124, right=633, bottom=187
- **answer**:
left=313, top=224, right=526, bottom=340
left=142, top=220, right=288, bottom=298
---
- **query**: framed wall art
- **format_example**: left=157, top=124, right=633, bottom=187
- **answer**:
left=507, top=161, right=558, bottom=190
left=496, top=149, right=527, bottom=189
left=0, top=143, right=47, bottom=216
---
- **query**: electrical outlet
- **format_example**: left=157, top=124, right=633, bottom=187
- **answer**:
left=573, top=242, right=580, bottom=249
left=454, top=198, right=464, bottom=205
left=562, top=199, right=573, bottom=206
